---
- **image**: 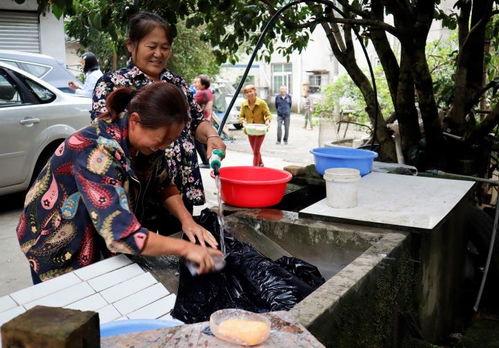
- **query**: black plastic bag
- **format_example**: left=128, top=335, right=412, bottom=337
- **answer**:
left=171, top=209, right=325, bottom=323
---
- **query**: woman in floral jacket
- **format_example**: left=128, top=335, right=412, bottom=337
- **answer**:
left=92, top=12, right=225, bottom=234
left=17, top=83, right=222, bottom=283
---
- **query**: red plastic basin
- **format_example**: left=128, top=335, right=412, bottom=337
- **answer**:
left=215, top=166, right=292, bottom=208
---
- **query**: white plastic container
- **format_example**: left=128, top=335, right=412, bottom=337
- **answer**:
left=323, top=168, right=361, bottom=208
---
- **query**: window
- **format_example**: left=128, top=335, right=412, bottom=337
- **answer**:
left=309, top=74, right=321, bottom=87
left=0, top=70, right=22, bottom=107
left=307, top=72, right=329, bottom=94
left=17, top=62, right=51, bottom=79
left=271, top=63, right=292, bottom=95
left=14, top=71, right=55, bottom=103
left=0, top=59, right=51, bottom=79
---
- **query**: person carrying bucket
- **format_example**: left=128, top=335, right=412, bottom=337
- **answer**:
left=238, top=85, right=272, bottom=167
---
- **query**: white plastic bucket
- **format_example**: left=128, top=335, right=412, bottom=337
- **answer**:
left=323, top=168, right=361, bottom=208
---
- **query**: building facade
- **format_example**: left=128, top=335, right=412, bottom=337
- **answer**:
left=218, top=5, right=452, bottom=112
left=0, top=0, right=66, bottom=63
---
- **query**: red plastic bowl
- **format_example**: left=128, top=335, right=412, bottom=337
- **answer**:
left=214, top=166, right=292, bottom=208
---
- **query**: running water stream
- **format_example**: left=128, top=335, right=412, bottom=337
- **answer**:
left=215, top=174, right=226, bottom=255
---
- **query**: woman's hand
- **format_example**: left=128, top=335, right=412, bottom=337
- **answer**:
left=183, top=243, right=223, bottom=275
left=182, top=219, right=219, bottom=249
left=206, top=135, right=226, bottom=158
left=68, top=81, right=78, bottom=91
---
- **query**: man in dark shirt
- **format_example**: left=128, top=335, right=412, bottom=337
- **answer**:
left=275, top=86, right=292, bottom=144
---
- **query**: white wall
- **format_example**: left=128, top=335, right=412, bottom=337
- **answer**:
left=39, top=11, right=66, bottom=62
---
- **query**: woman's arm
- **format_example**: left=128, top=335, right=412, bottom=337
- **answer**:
left=194, top=121, right=226, bottom=157
left=142, top=232, right=222, bottom=274
left=163, top=192, right=219, bottom=249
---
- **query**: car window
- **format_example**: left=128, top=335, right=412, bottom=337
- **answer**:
left=0, top=70, right=23, bottom=107
left=13, top=71, right=55, bottom=103
left=16, top=62, right=51, bottom=79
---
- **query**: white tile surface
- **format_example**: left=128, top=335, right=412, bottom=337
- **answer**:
left=9, top=272, right=81, bottom=305
left=64, top=293, right=108, bottom=312
left=74, top=254, right=132, bottom=281
left=98, top=304, right=122, bottom=323
left=300, top=172, right=474, bottom=230
left=158, top=313, right=183, bottom=324
left=113, top=283, right=169, bottom=315
left=0, top=306, right=25, bottom=326
left=24, top=282, right=95, bottom=310
left=127, top=294, right=177, bottom=319
left=100, top=272, right=158, bottom=304
left=0, top=295, right=17, bottom=313
left=87, top=263, right=145, bottom=292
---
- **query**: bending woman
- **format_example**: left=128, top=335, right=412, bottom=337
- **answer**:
left=17, top=83, right=222, bottom=284
left=92, top=12, right=225, bottom=234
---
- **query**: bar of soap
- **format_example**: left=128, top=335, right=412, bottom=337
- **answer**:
left=216, top=318, right=270, bottom=345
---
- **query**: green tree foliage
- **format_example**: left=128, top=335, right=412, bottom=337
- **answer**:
left=426, top=34, right=459, bottom=109
left=317, top=65, right=393, bottom=125
left=26, top=0, right=499, bottom=170
left=64, top=0, right=220, bottom=81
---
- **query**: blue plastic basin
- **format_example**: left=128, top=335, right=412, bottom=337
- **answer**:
left=100, top=319, right=183, bottom=338
left=310, top=147, right=378, bottom=176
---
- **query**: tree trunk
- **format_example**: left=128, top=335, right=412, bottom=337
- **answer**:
left=112, top=51, right=117, bottom=71
left=447, top=0, right=493, bottom=135
left=369, top=1, right=421, bottom=157
left=322, top=22, right=397, bottom=162
left=370, top=0, right=399, bottom=107
left=465, top=103, right=499, bottom=143
left=342, top=57, right=397, bottom=162
left=396, top=51, right=421, bottom=154
left=411, top=47, right=444, bottom=168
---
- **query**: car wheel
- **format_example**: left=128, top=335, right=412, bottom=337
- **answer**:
left=29, top=142, right=61, bottom=186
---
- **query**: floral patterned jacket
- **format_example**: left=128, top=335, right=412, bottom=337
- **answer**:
left=91, top=62, right=206, bottom=205
left=17, top=113, right=177, bottom=281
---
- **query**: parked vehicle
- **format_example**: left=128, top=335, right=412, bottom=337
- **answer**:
left=0, top=62, right=91, bottom=196
left=0, top=50, right=77, bottom=94
left=211, top=80, right=244, bottom=129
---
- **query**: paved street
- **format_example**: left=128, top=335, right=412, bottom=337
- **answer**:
left=0, top=113, right=367, bottom=296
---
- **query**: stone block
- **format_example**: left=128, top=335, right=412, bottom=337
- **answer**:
left=1, top=305, right=99, bottom=348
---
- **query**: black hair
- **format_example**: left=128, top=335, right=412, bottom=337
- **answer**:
left=197, top=74, right=211, bottom=89
left=128, top=12, right=173, bottom=50
left=101, top=83, right=189, bottom=128
left=81, top=52, right=99, bottom=73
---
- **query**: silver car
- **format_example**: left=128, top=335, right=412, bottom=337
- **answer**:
left=212, top=80, right=244, bottom=129
left=0, top=50, right=77, bottom=94
left=0, top=62, right=91, bottom=196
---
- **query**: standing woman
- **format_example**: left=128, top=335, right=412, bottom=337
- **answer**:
left=17, top=83, right=222, bottom=284
left=68, top=52, right=103, bottom=97
left=238, top=85, right=272, bottom=167
left=194, top=74, right=214, bottom=168
left=92, top=12, right=225, bottom=233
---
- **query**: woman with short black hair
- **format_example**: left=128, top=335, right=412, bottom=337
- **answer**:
left=68, top=51, right=103, bottom=97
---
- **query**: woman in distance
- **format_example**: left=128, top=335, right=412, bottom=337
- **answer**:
left=238, top=85, right=272, bottom=167
left=68, top=51, right=103, bottom=97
